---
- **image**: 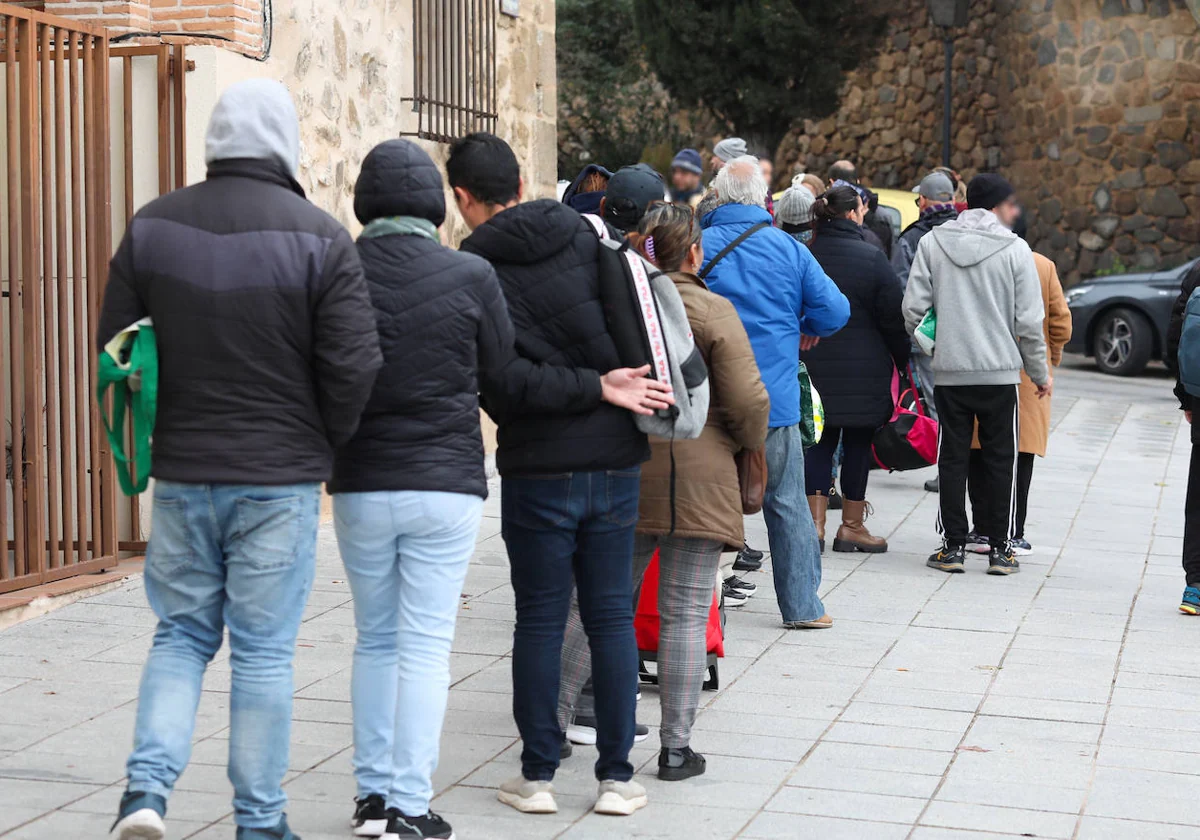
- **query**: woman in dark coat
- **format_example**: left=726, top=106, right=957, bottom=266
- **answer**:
left=803, top=184, right=910, bottom=553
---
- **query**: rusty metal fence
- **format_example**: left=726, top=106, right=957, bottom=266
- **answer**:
left=0, top=2, right=187, bottom=593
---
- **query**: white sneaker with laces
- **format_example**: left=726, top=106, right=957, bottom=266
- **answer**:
left=497, top=776, right=557, bottom=814
left=113, top=809, right=165, bottom=840
left=594, top=779, right=648, bottom=815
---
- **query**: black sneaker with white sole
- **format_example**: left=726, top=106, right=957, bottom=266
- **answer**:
left=965, top=532, right=990, bottom=555
left=381, top=808, right=455, bottom=840
left=721, top=580, right=748, bottom=606
left=725, top=575, right=757, bottom=596
left=926, top=543, right=966, bottom=573
left=566, top=715, right=650, bottom=746
left=987, top=546, right=1020, bottom=575
left=732, top=542, right=763, bottom=572
left=351, top=794, right=389, bottom=837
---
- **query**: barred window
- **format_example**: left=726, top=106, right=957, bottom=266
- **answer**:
left=403, top=0, right=498, bottom=143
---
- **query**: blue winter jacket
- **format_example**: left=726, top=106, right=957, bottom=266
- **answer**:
left=700, top=204, right=850, bottom=428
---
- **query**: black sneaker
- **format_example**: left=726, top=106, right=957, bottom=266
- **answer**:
left=566, top=716, right=650, bottom=746
left=351, top=794, right=388, bottom=837
left=658, top=746, right=707, bottom=781
left=987, top=545, right=1020, bottom=576
left=382, top=808, right=455, bottom=840
left=721, top=580, right=748, bottom=607
left=732, top=542, right=763, bottom=572
left=924, top=476, right=940, bottom=493
left=560, top=738, right=573, bottom=759
left=725, top=575, right=757, bottom=596
left=926, top=543, right=966, bottom=573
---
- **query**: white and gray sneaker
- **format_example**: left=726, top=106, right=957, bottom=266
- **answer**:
left=594, top=779, right=648, bottom=816
left=497, top=776, right=557, bottom=814
left=113, top=811, right=165, bottom=840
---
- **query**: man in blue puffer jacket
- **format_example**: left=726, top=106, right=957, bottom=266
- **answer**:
left=700, top=156, right=850, bottom=629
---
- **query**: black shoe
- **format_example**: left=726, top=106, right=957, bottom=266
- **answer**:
left=382, top=808, right=455, bottom=840
left=351, top=794, right=388, bottom=838
left=924, top=477, right=940, bottom=493
left=926, top=542, right=966, bottom=573
left=732, top=542, right=763, bottom=572
left=560, top=738, right=573, bottom=760
left=721, top=580, right=748, bottom=607
left=987, top=545, right=1020, bottom=576
left=658, top=746, right=707, bottom=781
left=828, top=488, right=844, bottom=511
left=725, top=574, right=757, bottom=595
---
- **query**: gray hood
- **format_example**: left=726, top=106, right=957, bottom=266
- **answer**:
left=204, top=79, right=300, bottom=177
left=928, top=208, right=1017, bottom=268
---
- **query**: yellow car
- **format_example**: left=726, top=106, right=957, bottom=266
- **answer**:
left=771, top=186, right=920, bottom=240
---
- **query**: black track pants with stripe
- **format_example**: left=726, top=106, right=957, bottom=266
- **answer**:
left=934, top=384, right=1019, bottom=548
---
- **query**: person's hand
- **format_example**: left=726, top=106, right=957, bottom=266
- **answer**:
left=800, top=335, right=821, bottom=352
left=1036, top=375, right=1053, bottom=399
left=1187, top=410, right=1193, bottom=425
left=601, top=365, right=675, bottom=415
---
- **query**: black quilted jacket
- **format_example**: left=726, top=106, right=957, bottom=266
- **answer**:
left=804, top=218, right=911, bottom=428
left=329, top=140, right=514, bottom=497
left=462, top=199, right=649, bottom=475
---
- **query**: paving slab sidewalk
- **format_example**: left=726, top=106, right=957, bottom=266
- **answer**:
left=2, top=364, right=1199, bottom=839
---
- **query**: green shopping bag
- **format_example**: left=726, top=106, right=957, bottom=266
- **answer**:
left=798, top=361, right=824, bottom=449
left=97, top=317, right=157, bottom=495
left=915, top=308, right=937, bottom=355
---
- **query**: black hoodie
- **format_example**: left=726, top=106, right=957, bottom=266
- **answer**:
left=330, top=139, right=514, bottom=497
left=462, top=199, right=650, bottom=475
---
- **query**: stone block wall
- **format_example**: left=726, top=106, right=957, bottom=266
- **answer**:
left=777, top=0, right=1200, bottom=284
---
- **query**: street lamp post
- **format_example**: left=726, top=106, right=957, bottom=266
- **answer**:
left=928, top=0, right=969, bottom=168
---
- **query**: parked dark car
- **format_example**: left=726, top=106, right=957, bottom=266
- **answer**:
left=1065, top=258, right=1198, bottom=376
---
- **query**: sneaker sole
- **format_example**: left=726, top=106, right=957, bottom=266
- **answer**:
left=732, top=560, right=762, bottom=572
left=594, top=791, right=648, bottom=816
left=832, top=539, right=888, bottom=554
left=728, top=586, right=757, bottom=596
left=116, top=811, right=165, bottom=840
left=383, top=833, right=456, bottom=840
left=497, top=790, right=558, bottom=814
left=1011, top=546, right=1033, bottom=556
left=966, top=544, right=990, bottom=555
left=785, top=619, right=833, bottom=629
left=566, top=726, right=597, bottom=746
left=1180, top=604, right=1199, bottom=615
left=986, top=565, right=1020, bottom=576
left=658, top=763, right=706, bottom=782
left=724, top=598, right=747, bottom=608
left=352, top=818, right=389, bottom=837
left=926, top=561, right=965, bottom=573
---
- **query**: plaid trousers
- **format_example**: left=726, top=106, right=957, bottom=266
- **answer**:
left=557, top=534, right=723, bottom=749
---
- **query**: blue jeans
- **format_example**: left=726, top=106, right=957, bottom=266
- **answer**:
left=764, top=425, right=826, bottom=622
left=501, top=470, right=640, bottom=783
left=127, top=481, right=320, bottom=829
left=333, top=490, right=483, bottom=816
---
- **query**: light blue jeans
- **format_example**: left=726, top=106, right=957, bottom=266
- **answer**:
left=334, top=490, right=483, bottom=815
left=764, top=425, right=826, bottom=623
left=127, top=481, right=320, bottom=829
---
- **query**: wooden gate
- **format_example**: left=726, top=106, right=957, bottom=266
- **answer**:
left=0, top=2, right=187, bottom=593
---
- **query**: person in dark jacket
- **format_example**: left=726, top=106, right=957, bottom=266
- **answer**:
left=333, top=140, right=514, bottom=840
left=1167, top=261, right=1200, bottom=614
left=561, top=163, right=611, bottom=215
left=863, top=189, right=894, bottom=259
left=100, top=80, right=381, bottom=840
left=804, top=184, right=910, bottom=554
left=447, top=133, right=672, bottom=818
left=601, top=163, right=666, bottom=235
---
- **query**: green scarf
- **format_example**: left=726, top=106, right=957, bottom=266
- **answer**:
left=359, top=216, right=440, bottom=242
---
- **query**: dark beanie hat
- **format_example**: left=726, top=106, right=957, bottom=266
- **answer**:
left=966, top=173, right=1015, bottom=211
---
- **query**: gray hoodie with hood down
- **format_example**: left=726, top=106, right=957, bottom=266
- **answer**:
left=902, top=209, right=1049, bottom=387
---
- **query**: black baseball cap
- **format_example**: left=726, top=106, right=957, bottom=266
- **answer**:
left=603, top=164, right=665, bottom=232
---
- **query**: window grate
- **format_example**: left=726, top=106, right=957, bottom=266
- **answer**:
left=402, top=0, right=497, bottom=143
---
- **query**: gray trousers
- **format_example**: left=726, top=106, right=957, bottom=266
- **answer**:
left=557, top=534, right=723, bottom=748
left=912, top=349, right=938, bottom=420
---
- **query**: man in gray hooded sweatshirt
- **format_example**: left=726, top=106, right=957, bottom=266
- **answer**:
left=902, top=174, right=1049, bottom=577
left=100, top=80, right=381, bottom=840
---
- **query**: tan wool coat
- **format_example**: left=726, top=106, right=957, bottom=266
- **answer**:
left=972, top=252, right=1072, bottom=457
left=636, top=272, right=770, bottom=550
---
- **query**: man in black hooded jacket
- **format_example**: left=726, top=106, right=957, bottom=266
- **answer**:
left=448, top=132, right=670, bottom=818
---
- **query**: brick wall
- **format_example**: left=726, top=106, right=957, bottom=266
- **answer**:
left=38, top=0, right=263, bottom=54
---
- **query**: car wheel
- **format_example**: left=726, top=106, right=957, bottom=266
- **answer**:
left=1092, top=307, right=1152, bottom=376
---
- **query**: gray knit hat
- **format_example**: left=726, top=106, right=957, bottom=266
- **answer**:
left=713, top=137, right=748, bottom=162
left=774, top=185, right=815, bottom=227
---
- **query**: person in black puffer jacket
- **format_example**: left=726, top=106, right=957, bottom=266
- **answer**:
left=330, top=139, right=516, bottom=840
left=448, top=133, right=672, bottom=817
left=804, top=184, right=910, bottom=555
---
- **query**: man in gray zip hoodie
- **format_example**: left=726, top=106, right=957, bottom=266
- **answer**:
left=902, top=174, right=1049, bottom=576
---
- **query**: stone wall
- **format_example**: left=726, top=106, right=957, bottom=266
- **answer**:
left=776, top=0, right=1200, bottom=284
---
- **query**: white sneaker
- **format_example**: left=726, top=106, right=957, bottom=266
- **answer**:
left=497, top=776, right=557, bottom=814
left=594, top=779, right=648, bottom=815
left=113, top=809, right=165, bottom=840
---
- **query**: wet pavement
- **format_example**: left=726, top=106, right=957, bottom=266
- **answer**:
left=2, top=360, right=1198, bottom=839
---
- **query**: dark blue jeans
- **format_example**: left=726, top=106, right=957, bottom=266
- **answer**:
left=501, top=469, right=640, bottom=783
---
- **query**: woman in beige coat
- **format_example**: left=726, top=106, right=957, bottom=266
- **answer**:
left=631, top=203, right=770, bottom=781
left=967, top=250, right=1072, bottom=555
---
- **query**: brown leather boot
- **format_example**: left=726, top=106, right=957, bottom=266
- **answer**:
left=833, top=500, right=888, bottom=553
left=807, top=494, right=828, bottom=552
